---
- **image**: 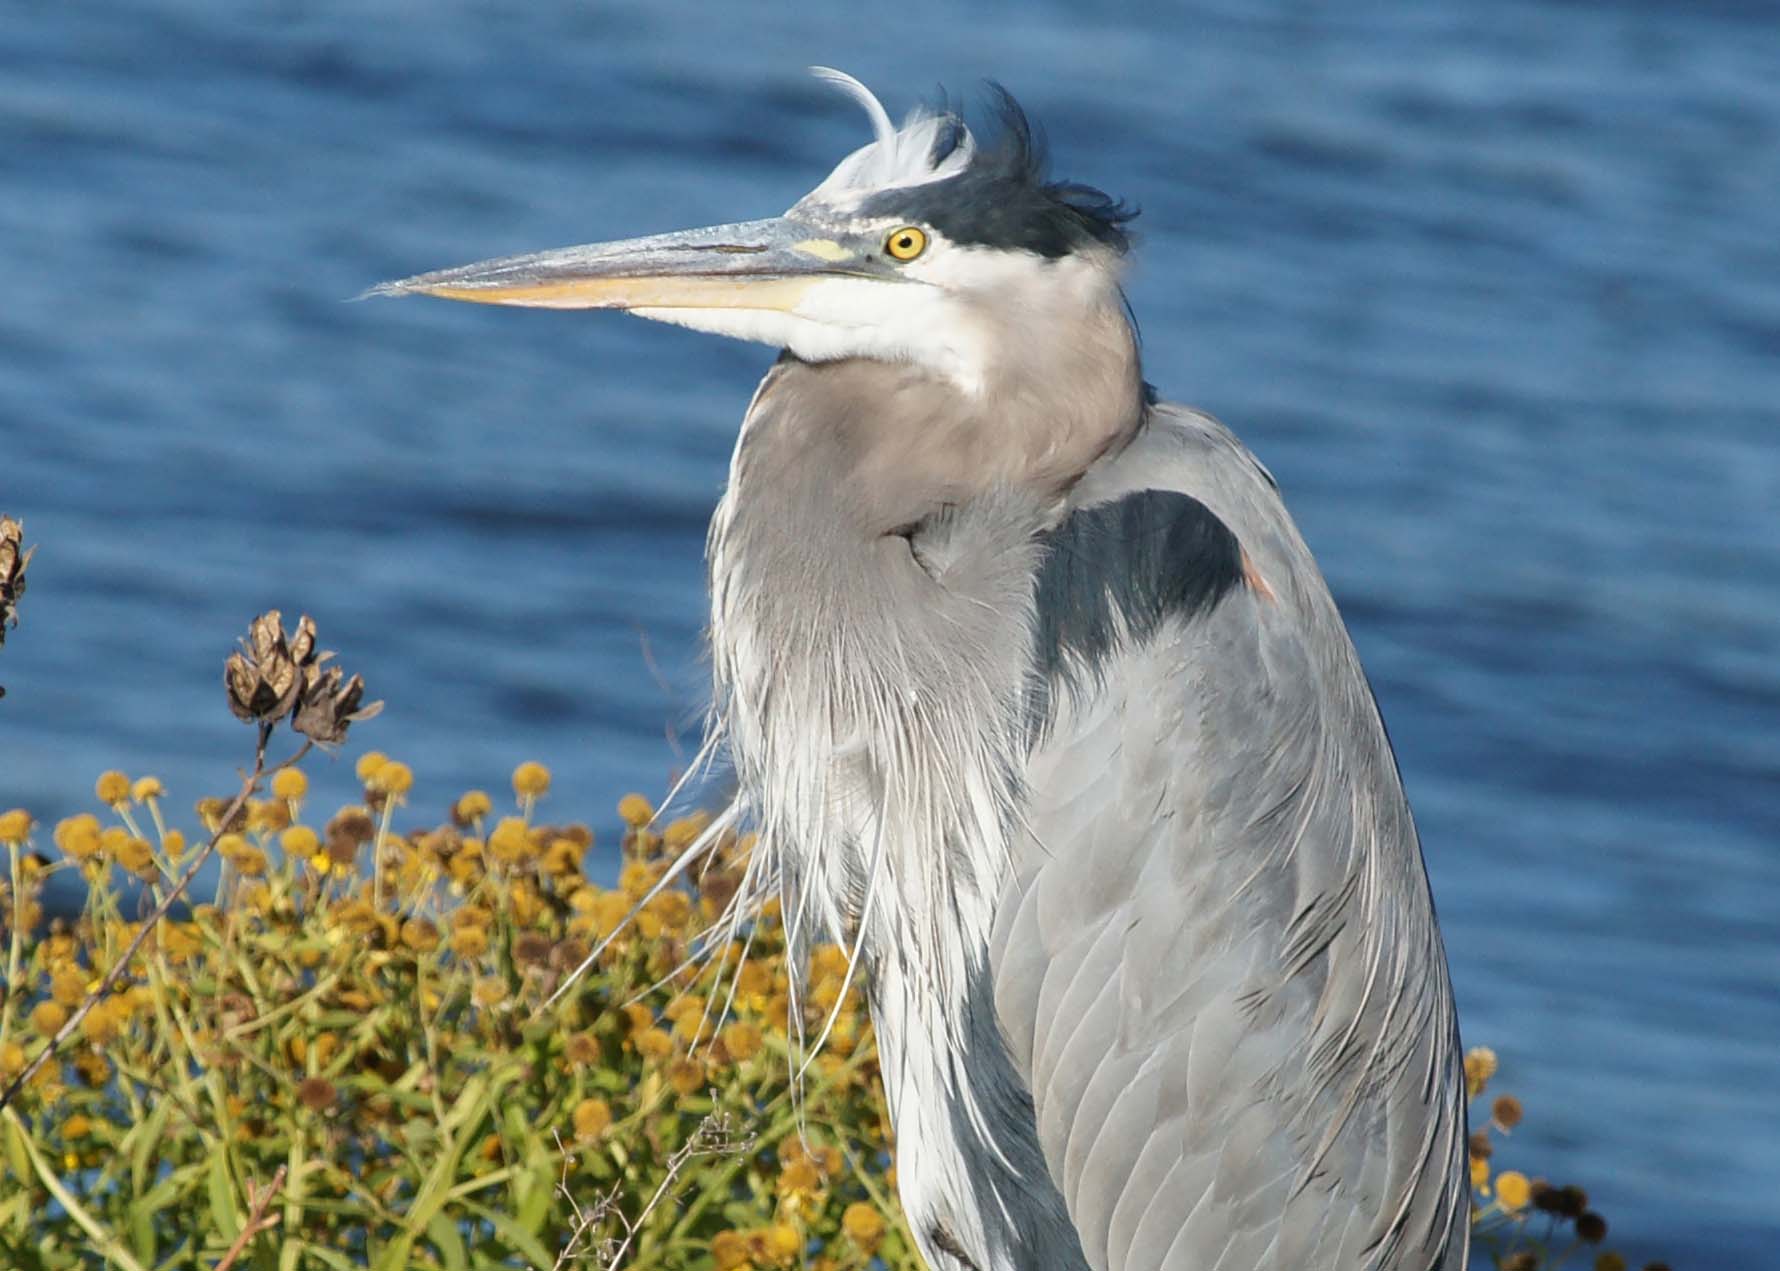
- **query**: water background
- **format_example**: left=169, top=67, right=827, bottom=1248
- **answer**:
left=3, top=2, right=1777, bottom=1264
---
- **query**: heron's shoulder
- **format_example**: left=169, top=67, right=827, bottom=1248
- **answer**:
left=1069, top=397, right=1281, bottom=516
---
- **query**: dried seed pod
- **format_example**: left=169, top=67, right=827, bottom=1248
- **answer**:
left=225, top=610, right=305, bottom=724
left=292, top=661, right=382, bottom=747
left=0, top=516, right=31, bottom=646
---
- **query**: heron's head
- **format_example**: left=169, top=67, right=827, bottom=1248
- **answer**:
left=373, top=71, right=1138, bottom=398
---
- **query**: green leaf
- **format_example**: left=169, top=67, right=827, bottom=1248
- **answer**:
left=123, top=1095, right=173, bottom=1196
left=287, top=1241, right=363, bottom=1271
left=458, top=1198, right=555, bottom=1269
left=206, top=1150, right=242, bottom=1243
left=426, top=1211, right=469, bottom=1271
left=1, top=1115, right=28, bottom=1188
left=370, top=1066, right=517, bottom=1271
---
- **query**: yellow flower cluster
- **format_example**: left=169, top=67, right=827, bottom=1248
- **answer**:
left=1465, top=1047, right=1628, bottom=1271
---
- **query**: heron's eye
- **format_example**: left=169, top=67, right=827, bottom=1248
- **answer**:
left=885, top=226, right=928, bottom=261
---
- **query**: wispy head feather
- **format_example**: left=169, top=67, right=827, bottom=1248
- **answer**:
left=799, top=71, right=1137, bottom=258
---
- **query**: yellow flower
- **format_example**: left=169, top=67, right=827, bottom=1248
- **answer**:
left=542, top=837, right=583, bottom=877
left=720, top=1020, right=763, bottom=1064
left=161, top=923, right=202, bottom=963
left=452, top=905, right=493, bottom=931
left=1495, top=1170, right=1530, bottom=1211
left=563, top=1032, right=600, bottom=1067
left=30, top=1000, right=68, bottom=1037
left=668, top=1057, right=705, bottom=1095
left=400, top=918, right=440, bottom=953
left=778, top=1157, right=821, bottom=1202
left=1469, top=1156, right=1490, bottom=1192
left=842, top=1203, right=885, bottom=1251
left=247, top=800, right=290, bottom=834
left=281, top=826, right=320, bottom=858
left=232, top=844, right=269, bottom=877
left=450, top=927, right=489, bottom=959
left=512, top=761, right=551, bottom=799
left=354, top=751, right=388, bottom=783
left=162, top=829, right=187, bottom=860
left=617, top=793, right=654, bottom=827
left=488, top=817, right=534, bottom=867
left=113, top=835, right=157, bottom=878
left=763, top=1223, right=802, bottom=1262
left=0, top=809, right=32, bottom=843
left=81, top=1002, right=120, bottom=1046
left=455, top=790, right=492, bottom=823
left=571, top=1097, right=611, bottom=1140
left=331, top=900, right=379, bottom=937
left=473, top=977, right=506, bottom=1008
left=1464, top=1046, right=1498, bottom=1098
left=663, top=812, right=710, bottom=852
left=308, top=852, right=333, bottom=876
left=710, top=1231, right=750, bottom=1271
left=129, top=776, right=164, bottom=803
left=63, top=1114, right=93, bottom=1139
left=633, top=1027, right=674, bottom=1061
left=646, top=891, right=692, bottom=931
left=0, top=1042, right=24, bottom=1076
left=619, top=860, right=659, bottom=901
left=371, top=761, right=413, bottom=797
left=271, top=768, right=308, bottom=801
left=95, top=771, right=130, bottom=805
left=593, top=891, right=632, bottom=939
left=50, top=965, right=87, bottom=1008
left=54, top=814, right=102, bottom=861
left=735, top=960, right=772, bottom=1001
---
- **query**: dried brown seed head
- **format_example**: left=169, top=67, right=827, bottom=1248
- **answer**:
left=292, top=661, right=382, bottom=748
left=225, top=612, right=305, bottom=725
left=0, top=515, right=31, bottom=648
left=512, top=932, right=552, bottom=968
left=296, top=1076, right=337, bottom=1112
left=1491, top=1094, right=1524, bottom=1129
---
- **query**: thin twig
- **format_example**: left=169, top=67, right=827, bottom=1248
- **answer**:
left=212, top=1164, right=288, bottom=1271
left=551, top=1112, right=753, bottom=1269
left=0, top=725, right=310, bottom=1113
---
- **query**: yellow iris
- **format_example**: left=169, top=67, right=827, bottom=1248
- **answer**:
left=885, top=226, right=927, bottom=261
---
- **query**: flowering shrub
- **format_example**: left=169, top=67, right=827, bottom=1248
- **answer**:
left=0, top=761, right=911, bottom=1270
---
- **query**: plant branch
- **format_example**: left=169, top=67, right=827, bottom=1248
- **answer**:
left=212, top=1164, right=288, bottom=1271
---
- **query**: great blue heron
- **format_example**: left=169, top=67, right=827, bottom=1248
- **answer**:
left=376, top=70, right=1468, bottom=1271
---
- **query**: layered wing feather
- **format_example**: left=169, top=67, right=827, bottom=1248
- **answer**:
left=991, top=405, right=1468, bottom=1271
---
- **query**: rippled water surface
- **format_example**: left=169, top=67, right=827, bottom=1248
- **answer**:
left=3, top=2, right=1777, bottom=1263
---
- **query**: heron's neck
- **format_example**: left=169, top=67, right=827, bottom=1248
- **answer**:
left=706, top=344, right=1142, bottom=960
left=709, top=358, right=1039, bottom=964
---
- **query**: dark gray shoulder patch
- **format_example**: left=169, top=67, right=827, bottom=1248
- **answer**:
left=1031, top=489, right=1244, bottom=725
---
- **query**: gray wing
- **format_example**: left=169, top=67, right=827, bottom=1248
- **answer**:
left=991, top=405, right=1469, bottom=1271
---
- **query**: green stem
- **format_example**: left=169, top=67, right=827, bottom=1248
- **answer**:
left=0, top=841, right=22, bottom=1058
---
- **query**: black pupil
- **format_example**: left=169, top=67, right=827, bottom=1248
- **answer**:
left=897, top=235, right=913, bottom=251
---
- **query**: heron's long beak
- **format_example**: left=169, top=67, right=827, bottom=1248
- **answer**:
left=369, top=217, right=866, bottom=312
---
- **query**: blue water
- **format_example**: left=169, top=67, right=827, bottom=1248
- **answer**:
left=3, top=2, right=1776, bottom=1263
